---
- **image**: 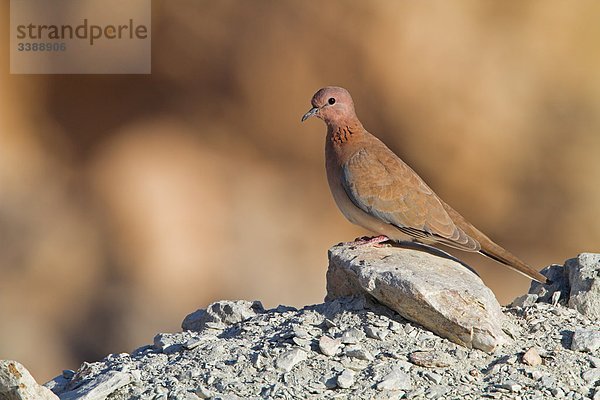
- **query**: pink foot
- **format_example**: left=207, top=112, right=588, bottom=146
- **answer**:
left=351, top=235, right=391, bottom=247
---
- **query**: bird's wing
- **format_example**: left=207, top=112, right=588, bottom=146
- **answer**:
left=341, top=146, right=480, bottom=251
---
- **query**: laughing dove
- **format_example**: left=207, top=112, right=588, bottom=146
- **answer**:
left=302, top=86, right=548, bottom=284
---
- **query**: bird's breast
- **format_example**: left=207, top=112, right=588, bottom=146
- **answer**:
left=325, top=144, right=405, bottom=240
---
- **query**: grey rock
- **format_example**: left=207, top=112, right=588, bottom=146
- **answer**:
left=275, top=348, right=307, bottom=372
left=61, top=371, right=75, bottom=380
left=195, top=385, right=212, bottom=399
left=0, top=360, right=59, bottom=400
left=529, top=264, right=570, bottom=303
left=344, top=345, right=374, bottom=361
left=496, top=380, right=522, bottom=392
left=365, top=326, right=389, bottom=341
left=318, top=336, right=341, bottom=357
left=376, top=369, right=412, bottom=391
left=326, top=243, right=509, bottom=352
left=571, top=329, right=600, bottom=352
left=340, top=328, right=365, bottom=344
left=31, top=252, right=600, bottom=400
left=540, top=374, right=555, bottom=388
left=511, top=294, right=538, bottom=308
left=408, top=351, right=453, bottom=368
left=153, top=333, right=183, bottom=354
left=426, top=385, right=450, bottom=399
left=582, top=368, right=600, bottom=384
left=336, top=369, right=355, bottom=389
left=567, top=253, right=600, bottom=319
left=59, top=370, right=131, bottom=400
left=182, top=300, right=264, bottom=331
left=424, top=371, right=443, bottom=384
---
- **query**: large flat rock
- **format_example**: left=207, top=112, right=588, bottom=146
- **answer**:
left=326, top=243, right=509, bottom=352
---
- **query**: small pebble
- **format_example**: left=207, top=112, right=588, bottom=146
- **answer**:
left=424, top=371, right=443, bottom=384
left=340, top=328, right=365, bottom=344
left=376, top=369, right=412, bottom=391
left=62, top=370, right=75, bottom=379
left=582, top=368, right=600, bottom=384
left=275, top=348, right=307, bottom=372
left=409, top=351, right=453, bottom=368
left=336, top=369, right=355, bottom=389
left=365, top=326, right=389, bottom=341
left=344, top=345, right=374, bottom=361
left=495, top=381, right=521, bottom=392
left=522, top=347, right=542, bottom=366
left=318, top=336, right=341, bottom=357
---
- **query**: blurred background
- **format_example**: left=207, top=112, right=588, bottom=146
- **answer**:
left=2, top=0, right=600, bottom=382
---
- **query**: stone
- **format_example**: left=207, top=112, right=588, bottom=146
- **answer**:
left=567, top=253, right=600, bottom=319
left=195, top=385, right=212, bottom=399
left=183, top=337, right=204, bottom=350
left=427, top=385, right=450, bottom=398
left=365, top=326, right=389, bottom=341
left=511, top=294, right=538, bottom=308
left=61, top=370, right=75, bottom=380
left=582, top=368, right=600, bottom=384
left=326, top=243, right=509, bottom=352
left=182, top=300, right=264, bottom=331
left=496, top=380, right=521, bottom=392
left=318, top=336, right=341, bottom=357
left=340, top=328, right=365, bottom=344
left=58, top=370, right=131, bottom=400
left=424, top=371, right=443, bottom=384
left=528, top=264, right=570, bottom=303
left=571, top=329, right=600, bottom=352
left=522, top=347, right=542, bottom=366
left=275, top=348, right=307, bottom=372
left=0, top=360, right=59, bottom=400
left=344, top=345, right=374, bottom=361
left=336, top=369, right=355, bottom=389
left=376, top=369, right=412, bottom=391
left=408, top=351, right=453, bottom=368
left=153, top=333, right=183, bottom=354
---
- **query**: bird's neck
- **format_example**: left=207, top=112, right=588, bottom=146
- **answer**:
left=327, top=121, right=363, bottom=145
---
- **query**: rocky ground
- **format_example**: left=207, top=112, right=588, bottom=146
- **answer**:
left=2, top=249, right=599, bottom=400
left=41, top=296, right=599, bottom=400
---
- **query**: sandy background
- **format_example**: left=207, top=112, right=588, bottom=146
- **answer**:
left=1, top=1, right=600, bottom=382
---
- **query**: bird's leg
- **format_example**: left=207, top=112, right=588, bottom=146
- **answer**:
left=351, top=235, right=391, bottom=247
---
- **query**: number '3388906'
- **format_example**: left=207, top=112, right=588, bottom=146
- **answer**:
left=17, top=42, right=66, bottom=51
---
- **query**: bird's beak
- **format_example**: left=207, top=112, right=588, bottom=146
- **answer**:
left=301, top=107, right=319, bottom=122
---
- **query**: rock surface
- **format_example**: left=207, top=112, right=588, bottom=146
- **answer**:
left=326, top=243, right=509, bottom=352
left=181, top=300, right=265, bottom=331
left=529, top=252, right=600, bottom=318
left=36, top=295, right=600, bottom=400
left=567, top=253, right=600, bottom=319
left=3, top=247, right=600, bottom=400
left=0, top=360, right=59, bottom=400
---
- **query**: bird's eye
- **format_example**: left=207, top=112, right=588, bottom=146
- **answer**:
left=328, top=97, right=336, bottom=105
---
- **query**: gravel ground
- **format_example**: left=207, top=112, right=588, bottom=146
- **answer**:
left=46, top=294, right=600, bottom=400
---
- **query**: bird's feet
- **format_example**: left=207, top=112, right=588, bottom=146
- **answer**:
left=351, top=235, right=391, bottom=247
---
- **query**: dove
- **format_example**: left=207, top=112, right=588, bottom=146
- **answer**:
left=302, top=86, right=548, bottom=284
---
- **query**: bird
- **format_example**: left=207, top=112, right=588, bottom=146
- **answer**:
left=301, top=86, right=548, bottom=284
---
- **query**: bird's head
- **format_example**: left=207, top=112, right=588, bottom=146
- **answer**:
left=301, top=86, right=358, bottom=126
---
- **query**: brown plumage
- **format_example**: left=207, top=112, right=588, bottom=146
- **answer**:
left=302, top=86, right=548, bottom=284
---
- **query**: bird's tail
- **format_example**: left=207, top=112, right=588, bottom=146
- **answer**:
left=479, top=241, right=549, bottom=284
